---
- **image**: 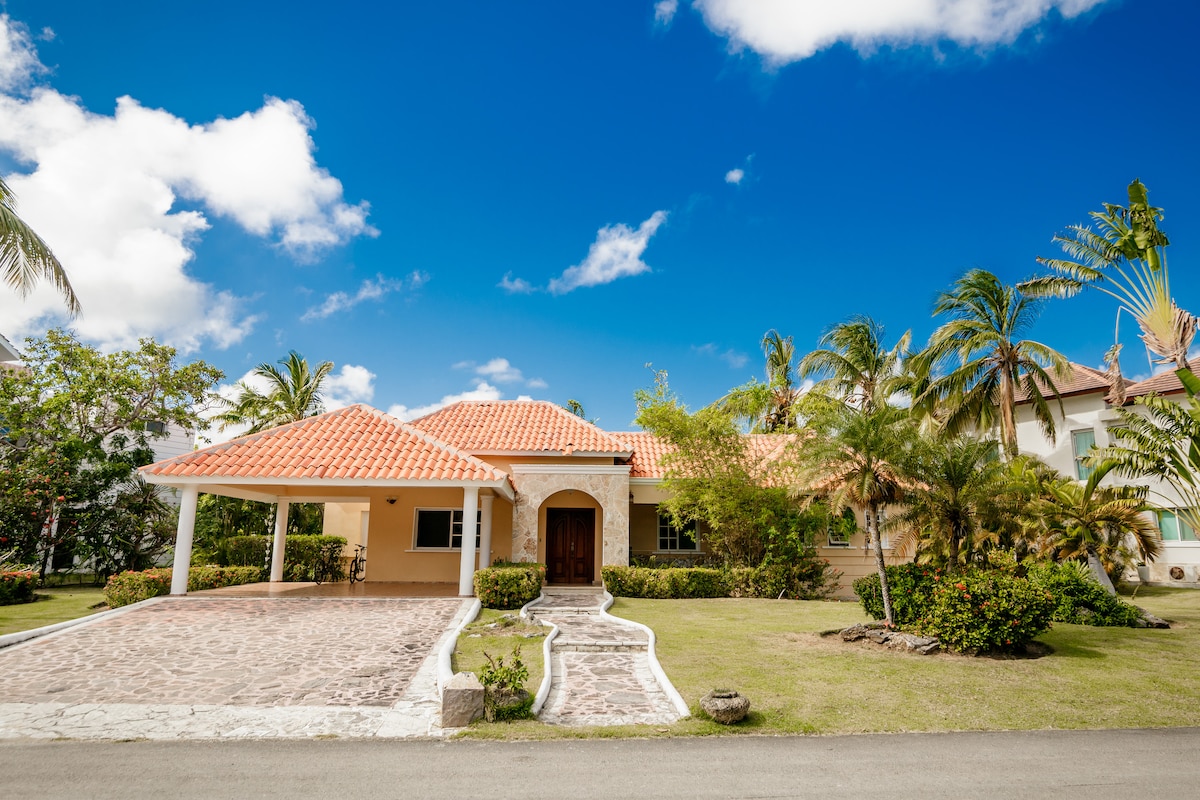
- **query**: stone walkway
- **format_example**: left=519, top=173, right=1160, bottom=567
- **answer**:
left=529, top=589, right=683, bottom=727
left=0, top=596, right=472, bottom=740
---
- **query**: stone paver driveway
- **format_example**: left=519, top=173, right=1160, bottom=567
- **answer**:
left=0, top=596, right=471, bottom=740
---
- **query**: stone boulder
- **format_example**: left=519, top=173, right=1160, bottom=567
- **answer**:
left=839, top=624, right=939, bottom=655
left=441, top=672, right=484, bottom=727
left=700, top=689, right=750, bottom=725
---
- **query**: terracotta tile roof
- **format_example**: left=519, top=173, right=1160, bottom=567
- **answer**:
left=140, top=404, right=509, bottom=484
left=1125, top=357, right=1200, bottom=399
left=615, top=431, right=798, bottom=483
left=410, top=401, right=633, bottom=456
left=1016, top=362, right=1125, bottom=403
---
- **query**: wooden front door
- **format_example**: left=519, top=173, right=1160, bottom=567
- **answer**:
left=546, top=508, right=595, bottom=584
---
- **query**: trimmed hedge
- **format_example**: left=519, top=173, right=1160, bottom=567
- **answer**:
left=921, top=571, right=1055, bottom=653
left=216, top=534, right=347, bottom=582
left=474, top=563, right=546, bottom=609
left=1026, top=562, right=1145, bottom=627
left=0, top=570, right=37, bottom=605
left=104, top=566, right=263, bottom=608
left=603, top=563, right=838, bottom=600
left=852, top=563, right=939, bottom=627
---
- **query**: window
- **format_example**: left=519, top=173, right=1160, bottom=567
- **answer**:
left=144, top=420, right=167, bottom=435
left=414, top=508, right=482, bottom=550
left=1071, top=429, right=1097, bottom=481
left=657, top=514, right=698, bottom=551
left=826, top=508, right=854, bottom=548
left=1156, top=509, right=1199, bottom=542
left=863, top=509, right=888, bottom=549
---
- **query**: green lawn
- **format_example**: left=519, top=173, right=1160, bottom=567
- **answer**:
left=452, top=608, right=546, bottom=695
left=0, top=586, right=108, bottom=636
left=460, top=587, right=1200, bottom=739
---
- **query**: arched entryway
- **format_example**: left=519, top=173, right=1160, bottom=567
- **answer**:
left=546, top=507, right=596, bottom=584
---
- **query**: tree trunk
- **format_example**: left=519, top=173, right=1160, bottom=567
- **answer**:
left=999, top=370, right=1018, bottom=459
left=1086, top=547, right=1118, bottom=595
left=869, top=503, right=894, bottom=624
left=948, top=523, right=961, bottom=568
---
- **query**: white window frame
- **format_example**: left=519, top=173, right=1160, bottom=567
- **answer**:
left=412, top=507, right=482, bottom=551
left=1156, top=508, right=1200, bottom=544
left=656, top=513, right=698, bottom=553
left=1071, top=428, right=1097, bottom=481
left=862, top=509, right=889, bottom=550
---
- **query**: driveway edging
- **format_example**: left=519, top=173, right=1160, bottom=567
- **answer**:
left=0, top=595, right=171, bottom=651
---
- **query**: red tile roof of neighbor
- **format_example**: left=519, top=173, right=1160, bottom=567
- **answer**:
left=1125, top=356, right=1200, bottom=398
left=140, top=404, right=509, bottom=484
left=1015, top=362, right=1123, bottom=402
left=410, top=400, right=634, bottom=456
left=615, top=431, right=798, bottom=481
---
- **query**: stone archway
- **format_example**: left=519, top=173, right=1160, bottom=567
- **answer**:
left=509, top=465, right=630, bottom=567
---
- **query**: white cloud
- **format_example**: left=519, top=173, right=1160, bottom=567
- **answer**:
left=387, top=381, right=503, bottom=422
left=725, top=168, right=745, bottom=184
left=475, top=357, right=524, bottom=384
left=0, top=14, right=376, bottom=351
left=301, top=274, right=415, bottom=322
left=499, top=272, right=535, bottom=294
left=546, top=210, right=668, bottom=295
left=526, top=377, right=548, bottom=389
left=655, top=0, right=680, bottom=26
left=324, top=364, right=376, bottom=409
left=692, top=0, right=1107, bottom=65
left=693, top=343, right=749, bottom=369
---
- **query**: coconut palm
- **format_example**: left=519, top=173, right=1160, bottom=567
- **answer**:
left=793, top=399, right=915, bottom=623
left=216, top=351, right=334, bottom=433
left=1026, top=461, right=1162, bottom=593
left=924, top=269, right=1069, bottom=459
left=892, top=435, right=1003, bottom=568
left=1, top=175, right=80, bottom=316
left=798, top=316, right=911, bottom=414
left=716, top=329, right=802, bottom=432
left=1023, top=179, right=1194, bottom=372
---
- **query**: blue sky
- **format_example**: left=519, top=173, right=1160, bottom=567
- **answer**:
left=2, top=0, right=1198, bottom=434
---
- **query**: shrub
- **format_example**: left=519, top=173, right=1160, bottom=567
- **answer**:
left=602, top=566, right=729, bottom=598
left=0, top=570, right=37, bottom=605
left=480, top=643, right=535, bottom=722
left=1026, top=561, right=1145, bottom=627
left=728, top=562, right=840, bottom=600
left=104, top=565, right=263, bottom=608
left=921, top=570, right=1055, bottom=653
left=852, top=563, right=939, bottom=626
left=474, top=563, right=545, bottom=609
left=216, top=534, right=347, bottom=582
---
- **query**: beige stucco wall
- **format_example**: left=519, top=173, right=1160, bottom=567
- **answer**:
left=510, top=465, right=630, bottom=569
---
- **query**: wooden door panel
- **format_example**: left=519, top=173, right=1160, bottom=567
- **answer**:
left=547, top=508, right=595, bottom=584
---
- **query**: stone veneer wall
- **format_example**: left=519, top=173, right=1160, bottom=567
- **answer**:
left=509, top=467, right=630, bottom=566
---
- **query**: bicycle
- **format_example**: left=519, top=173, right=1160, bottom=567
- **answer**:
left=348, top=544, right=367, bottom=584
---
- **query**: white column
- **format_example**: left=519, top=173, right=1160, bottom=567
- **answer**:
left=170, top=486, right=199, bottom=595
left=477, top=493, right=494, bottom=571
left=458, top=487, right=479, bottom=596
left=270, top=499, right=290, bottom=582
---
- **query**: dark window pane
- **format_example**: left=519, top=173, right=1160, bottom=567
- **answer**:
left=416, top=510, right=452, bottom=548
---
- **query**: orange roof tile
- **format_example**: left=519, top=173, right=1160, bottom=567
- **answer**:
left=1016, top=362, right=1126, bottom=403
left=410, top=401, right=633, bottom=456
left=1125, top=357, right=1200, bottom=399
left=615, top=431, right=798, bottom=482
left=140, top=404, right=509, bottom=485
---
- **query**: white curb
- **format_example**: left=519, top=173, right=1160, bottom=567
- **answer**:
left=600, top=591, right=691, bottom=718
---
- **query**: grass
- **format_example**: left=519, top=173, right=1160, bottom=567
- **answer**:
left=0, top=585, right=108, bottom=636
left=458, top=587, right=1200, bottom=740
left=452, top=608, right=546, bottom=694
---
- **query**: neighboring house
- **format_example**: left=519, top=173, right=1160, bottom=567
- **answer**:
left=141, top=400, right=897, bottom=597
left=1014, top=360, right=1200, bottom=586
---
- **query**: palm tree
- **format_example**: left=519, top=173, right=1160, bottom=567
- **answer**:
left=924, top=269, right=1069, bottom=459
left=793, top=400, right=915, bottom=624
left=798, top=316, right=911, bottom=413
left=216, top=351, right=334, bottom=433
left=717, top=329, right=802, bottom=432
left=892, top=435, right=1003, bottom=568
left=1022, top=179, right=1194, bottom=372
left=1, top=175, right=80, bottom=316
left=1026, top=462, right=1162, bottom=593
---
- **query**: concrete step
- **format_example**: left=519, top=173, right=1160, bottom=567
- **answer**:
left=553, top=641, right=649, bottom=653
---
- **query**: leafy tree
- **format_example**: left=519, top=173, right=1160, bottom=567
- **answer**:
left=0, top=329, right=222, bottom=578
left=1025, top=462, right=1162, bottom=592
left=891, top=435, right=1004, bottom=568
left=924, top=269, right=1068, bottom=459
left=1023, top=179, right=1194, bottom=372
left=798, top=315, right=910, bottom=414
left=1, top=175, right=80, bottom=316
left=635, top=370, right=821, bottom=566
left=216, top=351, right=333, bottom=433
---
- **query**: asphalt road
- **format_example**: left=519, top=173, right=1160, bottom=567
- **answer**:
left=3, top=728, right=1197, bottom=799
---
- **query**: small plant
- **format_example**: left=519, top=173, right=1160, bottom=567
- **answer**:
left=479, top=643, right=534, bottom=722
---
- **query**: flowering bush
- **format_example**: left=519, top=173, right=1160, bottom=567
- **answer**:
left=852, top=563, right=939, bottom=626
left=921, top=571, right=1055, bottom=653
left=104, top=565, right=263, bottom=608
left=0, top=570, right=38, bottom=605
left=474, top=563, right=545, bottom=609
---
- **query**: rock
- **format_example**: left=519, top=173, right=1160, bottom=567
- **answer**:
left=840, top=624, right=869, bottom=642
left=1136, top=608, right=1170, bottom=629
left=700, top=689, right=750, bottom=725
left=838, top=624, right=940, bottom=655
left=441, top=672, right=484, bottom=727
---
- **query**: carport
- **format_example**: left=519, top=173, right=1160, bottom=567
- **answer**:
left=140, top=404, right=515, bottom=596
